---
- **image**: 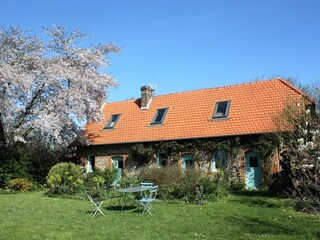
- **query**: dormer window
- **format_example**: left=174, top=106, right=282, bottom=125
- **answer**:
left=151, top=108, right=168, bottom=125
left=104, top=114, right=121, bottom=129
left=213, top=101, right=230, bottom=119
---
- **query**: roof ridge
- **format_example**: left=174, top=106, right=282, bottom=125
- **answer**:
left=150, top=78, right=286, bottom=98
left=105, top=78, right=311, bottom=104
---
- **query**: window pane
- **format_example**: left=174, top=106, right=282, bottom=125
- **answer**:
left=105, top=114, right=120, bottom=128
left=158, top=153, right=166, bottom=167
left=213, top=101, right=230, bottom=118
left=185, top=159, right=194, bottom=169
left=118, top=160, right=123, bottom=169
left=152, top=108, right=168, bottom=124
left=249, top=157, right=258, bottom=167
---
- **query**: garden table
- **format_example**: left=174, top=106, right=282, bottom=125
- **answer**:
left=116, top=186, right=152, bottom=211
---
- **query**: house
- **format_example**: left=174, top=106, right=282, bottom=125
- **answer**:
left=76, top=78, right=312, bottom=189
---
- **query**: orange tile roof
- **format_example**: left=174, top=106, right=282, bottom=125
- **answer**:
left=84, top=79, right=311, bottom=145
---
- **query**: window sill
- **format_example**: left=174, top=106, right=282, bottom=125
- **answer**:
left=149, top=123, right=164, bottom=127
left=210, top=117, right=230, bottom=121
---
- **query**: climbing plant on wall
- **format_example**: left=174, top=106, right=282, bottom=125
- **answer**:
left=127, top=143, right=154, bottom=167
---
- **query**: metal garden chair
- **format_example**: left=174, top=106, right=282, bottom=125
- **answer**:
left=140, top=182, right=153, bottom=198
left=139, top=185, right=158, bottom=215
left=141, top=182, right=153, bottom=187
left=85, top=191, right=105, bottom=217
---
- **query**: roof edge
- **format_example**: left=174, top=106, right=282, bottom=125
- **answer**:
left=85, top=131, right=279, bottom=147
left=277, top=78, right=314, bottom=103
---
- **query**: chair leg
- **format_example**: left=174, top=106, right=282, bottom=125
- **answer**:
left=92, top=202, right=105, bottom=217
left=140, top=202, right=154, bottom=216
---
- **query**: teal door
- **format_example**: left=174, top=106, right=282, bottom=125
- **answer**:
left=245, top=152, right=261, bottom=189
left=112, top=156, right=124, bottom=181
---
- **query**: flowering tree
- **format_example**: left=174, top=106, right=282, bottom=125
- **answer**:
left=0, top=25, right=119, bottom=150
left=276, top=86, right=320, bottom=214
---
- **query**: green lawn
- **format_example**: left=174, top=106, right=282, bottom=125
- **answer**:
left=0, top=191, right=319, bottom=240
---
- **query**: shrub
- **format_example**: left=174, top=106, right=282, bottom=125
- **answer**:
left=84, top=174, right=105, bottom=196
left=141, top=167, right=231, bottom=203
left=119, top=176, right=140, bottom=187
left=199, top=172, right=229, bottom=199
left=142, top=167, right=183, bottom=199
left=142, top=167, right=204, bottom=201
left=46, top=162, right=84, bottom=195
left=172, top=169, right=201, bottom=201
left=82, top=167, right=120, bottom=197
left=6, top=178, right=33, bottom=192
left=101, top=168, right=119, bottom=185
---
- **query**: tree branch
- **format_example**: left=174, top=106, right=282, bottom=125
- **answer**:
left=0, top=112, right=6, bottom=147
left=15, top=83, right=45, bottom=130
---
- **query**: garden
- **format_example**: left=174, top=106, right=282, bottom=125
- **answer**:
left=0, top=189, right=319, bottom=239
left=1, top=162, right=319, bottom=240
left=0, top=25, right=319, bottom=240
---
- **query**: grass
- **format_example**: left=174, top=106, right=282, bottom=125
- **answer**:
left=0, top=191, right=319, bottom=240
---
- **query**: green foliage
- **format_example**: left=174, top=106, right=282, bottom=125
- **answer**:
left=46, top=162, right=84, bottom=195
left=0, top=140, right=66, bottom=187
left=84, top=174, right=105, bottom=196
left=6, top=178, right=33, bottom=192
left=226, top=176, right=246, bottom=191
left=155, top=141, right=185, bottom=166
left=141, top=167, right=230, bottom=202
left=173, top=169, right=201, bottom=201
left=83, top=167, right=119, bottom=197
left=249, top=134, right=280, bottom=158
left=128, top=143, right=154, bottom=167
left=119, top=176, right=140, bottom=188
left=199, top=172, right=230, bottom=200
left=101, top=168, right=119, bottom=185
left=85, top=167, right=118, bottom=185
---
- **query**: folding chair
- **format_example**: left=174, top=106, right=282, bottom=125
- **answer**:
left=140, top=182, right=153, bottom=198
left=85, top=191, right=105, bottom=217
left=139, top=185, right=158, bottom=215
left=141, top=182, right=153, bottom=187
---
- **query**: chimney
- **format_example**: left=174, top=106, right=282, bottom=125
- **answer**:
left=140, top=85, right=154, bottom=109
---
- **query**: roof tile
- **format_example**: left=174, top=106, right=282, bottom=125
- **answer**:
left=84, top=79, right=310, bottom=145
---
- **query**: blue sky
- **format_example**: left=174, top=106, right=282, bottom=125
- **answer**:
left=1, top=0, right=320, bottom=102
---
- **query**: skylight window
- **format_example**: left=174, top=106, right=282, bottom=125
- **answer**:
left=104, top=114, right=121, bottom=129
left=213, top=101, right=230, bottom=119
left=151, top=108, right=168, bottom=125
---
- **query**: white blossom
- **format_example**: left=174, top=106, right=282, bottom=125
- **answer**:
left=0, top=26, right=119, bottom=146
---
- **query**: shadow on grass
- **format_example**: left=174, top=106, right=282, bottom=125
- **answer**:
left=225, top=215, right=298, bottom=237
left=105, top=205, right=137, bottom=211
left=230, top=198, right=281, bottom=209
left=232, top=190, right=275, bottom=198
left=231, top=190, right=291, bottom=209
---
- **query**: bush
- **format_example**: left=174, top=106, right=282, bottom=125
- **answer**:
left=172, top=169, right=201, bottom=201
left=46, top=162, right=84, bottom=195
left=84, top=174, right=105, bottom=196
left=199, top=172, right=229, bottom=199
left=6, top=178, right=33, bottom=192
left=141, top=167, right=231, bottom=203
left=101, top=168, right=119, bottom=185
left=142, top=167, right=183, bottom=199
left=83, top=167, right=120, bottom=197
left=119, top=176, right=140, bottom=187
